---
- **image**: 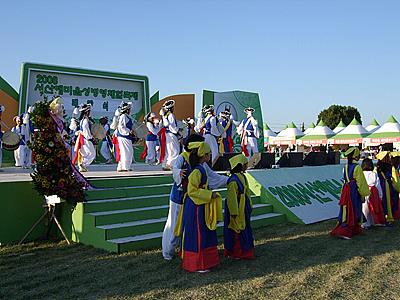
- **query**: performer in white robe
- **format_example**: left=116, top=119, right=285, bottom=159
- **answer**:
left=237, top=107, right=260, bottom=160
left=11, top=116, right=29, bottom=168
left=99, top=116, right=112, bottom=163
left=161, top=100, right=179, bottom=170
left=77, top=104, right=96, bottom=172
left=145, top=112, right=161, bottom=165
left=22, top=106, right=34, bottom=168
left=195, top=105, right=222, bottom=165
left=0, top=105, right=5, bottom=168
left=162, top=134, right=228, bottom=260
left=117, top=102, right=134, bottom=172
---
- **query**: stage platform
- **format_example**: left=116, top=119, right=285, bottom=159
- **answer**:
left=0, top=163, right=172, bottom=183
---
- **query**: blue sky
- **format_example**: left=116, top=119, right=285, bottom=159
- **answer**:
left=1, top=0, right=399, bottom=130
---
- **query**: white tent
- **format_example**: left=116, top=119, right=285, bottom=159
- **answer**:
left=300, top=120, right=334, bottom=146
left=365, top=119, right=380, bottom=133
left=304, top=122, right=316, bottom=135
left=366, top=116, right=400, bottom=144
left=333, top=119, right=346, bottom=134
left=270, top=122, right=303, bottom=145
left=331, top=118, right=368, bottom=144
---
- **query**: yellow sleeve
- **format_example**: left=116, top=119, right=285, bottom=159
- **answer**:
left=187, top=169, right=213, bottom=205
left=354, top=165, right=371, bottom=198
left=226, top=181, right=239, bottom=216
left=392, top=167, right=400, bottom=192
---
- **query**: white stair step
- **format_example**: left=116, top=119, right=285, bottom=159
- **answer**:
left=98, top=217, right=168, bottom=230
left=95, top=183, right=172, bottom=191
left=107, top=212, right=284, bottom=244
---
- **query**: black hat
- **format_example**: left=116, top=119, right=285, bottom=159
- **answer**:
left=162, top=99, right=175, bottom=110
left=202, top=104, right=214, bottom=114
left=79, top=103, right=92, bottom=112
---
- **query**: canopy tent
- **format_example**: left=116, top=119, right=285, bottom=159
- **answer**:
left=299, top=120, right=335, bottom=146
left=276, top=125, right=288, bottom=137
left=333, top=120, right=346, bottom=134
left=331, top=118, right=368, bottom=144
left=365, top=116, right=400, bottom=144
left=270, top=122, right=303, bottom=145
left=263, top=123, right=277, bottom=146
left=365, top=119, right=380, bottom=133
left=303, top=122, right=316, bottom=135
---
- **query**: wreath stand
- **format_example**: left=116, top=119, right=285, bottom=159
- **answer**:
left=18, top=195, right=70, bottom=245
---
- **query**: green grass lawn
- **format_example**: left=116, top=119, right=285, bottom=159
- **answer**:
left=2, top=219, right=400, bottom=300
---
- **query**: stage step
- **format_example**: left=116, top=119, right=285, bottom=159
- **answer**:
left=108, top=213, right=286, bottom=253
left=63, top=174, right=287, bottom=253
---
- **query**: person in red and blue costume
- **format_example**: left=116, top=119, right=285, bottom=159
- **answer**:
left=219, top=110, right=234, bottom=153
left=376, top=151, right=400, bottom=224
left=176, top=141, right=223, bottom=272
left=224, top=153, right=255, bottom=259
left=331, top=147, right=370, bottom=239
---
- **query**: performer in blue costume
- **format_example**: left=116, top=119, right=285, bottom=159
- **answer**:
left=176, top=141, right=223, bottom=272
left=219, top=110, right=234, bottom=153
left=331, top=147, right=370, bottom=239
left=99, top=116, right=113, bottom=164
left=162, top=134, right=227, bottom=260
left=116, top=101, right=134, bottom=172
left=11, top=115, right=29, bottom=168
left=237, top=107, right=260, bottom=159
left=75, top=104, right=95, bottom=172
left=224, top=153, right=255, bottom=259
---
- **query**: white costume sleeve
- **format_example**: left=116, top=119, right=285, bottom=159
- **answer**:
left=81, top=119, right=93, bottom=140
left=118, top=115, right=131, bottom=135
left=147, top=122, right=160, bottom=135
left=252, top=118, right=260, bottom=138
left=230, top=114, right=241, bottom=126
left=194, top=117, right=203, bottom=133
left=210, top=116, right=220, bottom=136
left=104, top=124, right=110, bottom=132
left=167, top=113, right=178, bottom=134
left=375, top=173, right=383, bottom=199
left=203, top=162, right=228, bottom=189
left=172, top=155, right=185, bottom=185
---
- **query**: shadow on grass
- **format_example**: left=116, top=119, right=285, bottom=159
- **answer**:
left=2, top=220, right=400, bottom=299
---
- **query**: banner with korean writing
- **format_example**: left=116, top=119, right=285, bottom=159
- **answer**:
left=19, top=63, right=150, bottom=120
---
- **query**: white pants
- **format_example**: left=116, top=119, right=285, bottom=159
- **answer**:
left=14, top=145, right=27, bottom=167
left=165, top=133, right=179, bottom=167
left=79, top=140, right=96, bottom=168
left=146, top=140, right=157, bottom=164
left=205, top=134, right=219, bottom=164
left=117, top=136, right=133, bottom=171
left=162, top=200, right=182, bottom=259
left=100, top=141, right=111, bottom=161
left=246, top=137, right=259, bottom=159
left=25, top=147, right=32, bottom=167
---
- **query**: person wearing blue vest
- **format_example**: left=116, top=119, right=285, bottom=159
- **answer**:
left=0, top=105, right=5, bottom=169
left=331, top=147, right=370, bottom=239
left=11, top=115, right=29, bottom=168
left=22, top=106, right=35, bottom=168
left=145, top=112, right=161, bottom=165
left=161, top=100, right=179, bottom=170
left=219, top=110, right=235, bottom=153
left=196, top=105, right=222, bottom=166
left=177, top=141, right=223, bottom=272
left=77, top=104, right=95, bottom=172
left=224, top=153, right=255, bottom=259
left=99, top=116, right=113, bottom=164
left=117, top=101, right=134, bottom=172
left=237, top=107, right=260, bottom=160
left=162, top=134, right=228, bottom=260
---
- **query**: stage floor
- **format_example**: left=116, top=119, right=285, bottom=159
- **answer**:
left=0, top=164, right=172, bottom=183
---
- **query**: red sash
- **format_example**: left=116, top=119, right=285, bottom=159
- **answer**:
left=72, top=133, right=84, bottom=165
left=368, top=185, right=385, bottom=224
left=227, top=135, right=234, bottom=152
left=158, top=127, right=166, bottom=163
left=112, top=134, right=120, bottom=163
left=339, top=183, right=355, bottom=226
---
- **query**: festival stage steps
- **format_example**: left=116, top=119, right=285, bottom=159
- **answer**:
left=63, top=174, right=286, bottom=253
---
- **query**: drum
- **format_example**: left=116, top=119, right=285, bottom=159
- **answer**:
left=91, top=124, right=107, bottom=140
left=132, top=122, right=148, bottom=139
left=177, top=121, right=189, bottom=139
left=2, top=131, right=20, bottom=151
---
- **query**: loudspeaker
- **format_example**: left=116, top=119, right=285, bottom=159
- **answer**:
left=327, top=151, right=340, bottom=165
left=212, top=153, right=237, bottom=171
left=303, top=152, right=328, bottom=166
left=277, top=152, right=303, bottom=167
left=253, top=153, right=275, bottom=169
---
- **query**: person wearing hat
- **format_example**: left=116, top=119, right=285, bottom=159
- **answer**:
left=116, top=102, right=134, bottom=172
left=11, top=115, right=30, bottom=168
left=219, top=110, right=235, bottom=153
left=161, top=99, right=179, bottom=169
left=0, top=105, right=5, bottom=168
left=99, top=116, right=112, bottom=164
left=143, top=112, right=161, bottom=165
left=74, top=104, right=95, bottom=172
left=331, top=147, right=370, bottom=239
left=175, top=141, right=223, bottom=272
left=196, top=104, right=223, bottom=165
left=162, top=134, right=227, bottom=260
left=237, top=107, right=260, bottom=159
left=224, top=153, right=255, bottom=259
left=22, top=106, right=35, bottom=168
left=375, top=151, right=400, bottom=224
